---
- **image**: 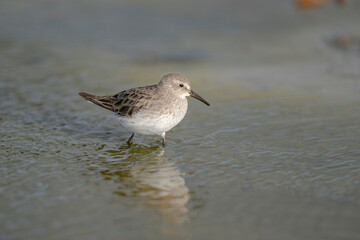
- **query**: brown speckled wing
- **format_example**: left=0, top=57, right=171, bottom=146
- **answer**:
left=90, top=85, right=158, bottom=117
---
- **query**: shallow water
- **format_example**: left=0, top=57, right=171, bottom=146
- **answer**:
left=1, top=1, right=360, bottom=239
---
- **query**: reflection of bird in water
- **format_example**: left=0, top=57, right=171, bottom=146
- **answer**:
left=130, top=150, right=190, bottom=224
left=98, top=146, right=190, bottom=225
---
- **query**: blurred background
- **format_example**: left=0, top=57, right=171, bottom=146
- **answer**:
left=1, top=0, right=360, bottom=239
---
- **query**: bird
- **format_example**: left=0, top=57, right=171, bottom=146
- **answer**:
left=79, top=73, right=210, bottom=146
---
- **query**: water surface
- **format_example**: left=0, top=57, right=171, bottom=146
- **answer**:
left=1, top=1, right=360, bottom=239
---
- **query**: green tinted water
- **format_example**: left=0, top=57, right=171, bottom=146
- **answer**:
left=1, top=1, right=360, bottom=239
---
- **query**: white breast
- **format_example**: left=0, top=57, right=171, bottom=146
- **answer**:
left=116, top=99, right=188, bottom=136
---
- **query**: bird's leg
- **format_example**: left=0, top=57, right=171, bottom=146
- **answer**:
left=161, top=132, right=166, bottom=147
left=127, top=133, right=134, bottom=145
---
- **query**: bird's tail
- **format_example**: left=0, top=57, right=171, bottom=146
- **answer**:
left=79, top=92, right=96, bottom=101
left=78, top=92, right=114, bottom=111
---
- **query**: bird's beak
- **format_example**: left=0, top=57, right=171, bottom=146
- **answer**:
left=189, top=90, right=210, bottom=106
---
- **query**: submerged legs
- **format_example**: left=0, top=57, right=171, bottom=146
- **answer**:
left=127, top=132, right=166, bottom=146
left=127, top=133, right=134, bottom=145
left=161, top=132, right=166, bottom=147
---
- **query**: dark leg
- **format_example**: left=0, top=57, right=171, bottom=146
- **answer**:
left=161, top=132, right=166, bottom=147
left=127, top=133, right=134, bottom=145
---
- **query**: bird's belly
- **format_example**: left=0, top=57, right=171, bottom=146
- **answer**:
left=117, top=113, right=185, bottom=136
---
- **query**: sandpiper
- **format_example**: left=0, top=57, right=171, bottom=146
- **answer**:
left=79, top=73, right=210, bottom=146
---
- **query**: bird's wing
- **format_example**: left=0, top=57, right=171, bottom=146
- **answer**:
left=79, top=85, right=158, bottom=117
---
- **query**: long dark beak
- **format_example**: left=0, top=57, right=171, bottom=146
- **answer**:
left=189, top=90, right=210, bottom=106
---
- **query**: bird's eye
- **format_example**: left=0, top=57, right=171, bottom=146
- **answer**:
left=179, top=84, right=184, bottom=87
